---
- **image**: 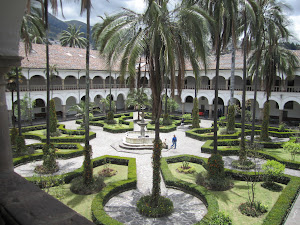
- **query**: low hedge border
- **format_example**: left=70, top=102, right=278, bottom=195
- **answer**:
left=22, top=124, right=96, bottom=143
left=91, top=156, right=137, bottom=225
left=186, top=127, right=240, bottom=141
left=161, top=155, right=218, bottom=224
left=219, top=121, right=299, bottom=138
left=146, top=121, right=179, bottom=133
left=13, top=143, right=84, bottom=167
left=87, top=113, right=134, bottom=133
left=25, top=155, right=136, bottom=188
left=201, top=140, right=300, bottom=170
left=161, top=154, right=300, bottom=225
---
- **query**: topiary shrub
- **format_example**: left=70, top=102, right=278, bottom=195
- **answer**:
left=49, top=99, right=58, bottom=133
left=207, top=154, right=225, bottom=178
left=198, top=154, right=233, bottom=191
left=260, top=102, right=270, bottom=142
left=105, top=111, right=116, bottom=124
left=136, top=195, right=173, bottom=217
left=15, top=135, right=27, bottom=155
left=261, top=160, right=285, bottom=191
left=283, top=141, right=300, bottom=161
left=70, top=175, right=105, bottom=195
left=10, top=127, right=18, bottom=146
left=210, top=211, right=232, bottom=225
left=35, top=144, right=58, bottom=174
left=192, top=98, right=200, bottom=128
left=227, top=105, right=235, bottom=134
left=278, top=122, right=286, bottom=132
left=163, top=113, right=172, bottom=125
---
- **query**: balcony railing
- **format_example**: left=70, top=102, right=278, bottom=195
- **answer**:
left=6, top=83, right=300, bottom=93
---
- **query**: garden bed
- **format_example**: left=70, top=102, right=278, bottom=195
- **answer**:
left=161, top=155, right=300, bottom=225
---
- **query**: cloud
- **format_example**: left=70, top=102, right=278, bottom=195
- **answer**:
left=284, top=0, right=300, bottom=16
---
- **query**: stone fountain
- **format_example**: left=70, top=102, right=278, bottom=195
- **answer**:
left=120, top=107, right=154, bottom=150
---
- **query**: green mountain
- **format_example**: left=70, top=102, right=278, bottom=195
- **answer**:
left=48, top=13, right=89, bottom=41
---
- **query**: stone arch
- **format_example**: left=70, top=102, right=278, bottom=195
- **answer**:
left=212, top=76, right=226, bottom=90
left=105, top=76, right=114, bottom=87
left=212, top=97, right=225, bottom=117
left=94, top=94, right=103, bottom=111
left=184, top=76, right=195, bottom=89
left=198, top=96, right=209, bottom=114
left=64, top=75, right=77, bottom=90
left=93, top=76, right=104, bottom=89
left=66, top=96, right=77, bottom=116
left=184, top=95, right=194, bottom=113
left=283, top=100, right=300, bottom=122
left=52, top=97, right=63, bottom=118
left=79, top=76, right=85, bottom=89
left=116, top=94, right=125, bottom=111
left=29, top=75, right=46, bottom=91
left=200, top=76, right=210, bottom=89
left=33, top=98, right=46, bottom=119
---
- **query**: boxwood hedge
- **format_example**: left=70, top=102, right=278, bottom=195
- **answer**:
left=13, top=143, right=84, bottom=167
left=161, top=155, right=300, bottom=225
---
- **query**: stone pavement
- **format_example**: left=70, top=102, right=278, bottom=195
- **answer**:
left=14, top=113, right=299, bottom=225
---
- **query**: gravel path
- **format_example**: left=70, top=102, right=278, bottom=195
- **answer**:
left=14, top=113, right=299, bottom=225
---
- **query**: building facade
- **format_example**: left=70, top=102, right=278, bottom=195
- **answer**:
left=6, top=43, right=300, bottom=125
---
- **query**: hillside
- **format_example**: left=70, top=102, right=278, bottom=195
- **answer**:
left=48, top=13, right=89, bottom=41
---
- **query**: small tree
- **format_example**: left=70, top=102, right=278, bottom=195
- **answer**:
left=283, top=142, right=300, bottom=161
left=68, top=101, right=96, bottom=129
left=262, top=160, right=285, bottom=186
left=192, top=98, right=200, bottom=128
left=49, top=99, right=57, bottom=133
left=227, top=105, right=235, bottom=134
left=260, top=102, right=270, bottom=141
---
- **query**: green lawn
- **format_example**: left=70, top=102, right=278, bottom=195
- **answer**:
left=26, top=129, right=84, bottom=138
left=47, top=164, right=128, bottom=221
left=264, top=148, right=300, bottom=162
left=168, top=163, right=285, bottom=225
left=35, top=149, right=79, bottom=154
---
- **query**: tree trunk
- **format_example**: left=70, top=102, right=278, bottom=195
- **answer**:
left=16, top=67, right=21, bottom=136
left=44, top=0, right=50, bottom=146
left=240, top=10, right=247, bottom=161
left=84, top=4, right=93, bottom=185
left=251, top=55, right=259, bottom=144
left=230, top=45, right=236, bottom=105
left=213, top=39, right=221, bottom=154
left=11, top=90, right=15, bottom=128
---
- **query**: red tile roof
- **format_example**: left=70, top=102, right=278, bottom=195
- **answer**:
left=19, top=43, right=300, bottom=71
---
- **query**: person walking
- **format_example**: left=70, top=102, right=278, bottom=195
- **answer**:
left=170, top=134, right=177, bottom=149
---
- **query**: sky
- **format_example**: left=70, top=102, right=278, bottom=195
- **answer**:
left=55, top=0, right=300, bottom=43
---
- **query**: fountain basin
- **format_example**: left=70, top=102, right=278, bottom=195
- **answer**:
left=124, top=131, right=155, bottom=145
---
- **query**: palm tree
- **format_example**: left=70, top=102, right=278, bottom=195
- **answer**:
left=6, top=69, right=18, bottom=128
left=22, top=0, right=45, bottom=54
left=93, top=0, right=209, bottom=207
left=247, top=0, right=293, bottom=143
left=197, top=0, right=238, bottom=154
left=49, top=64, right=58, bottom=99
left=126, top=89, right=150, bottom=118
left=68, top=101, right=96, bottom=129
left=59, top=24, right=87, bottom=48
left=77, top=0, right=93, bottom=185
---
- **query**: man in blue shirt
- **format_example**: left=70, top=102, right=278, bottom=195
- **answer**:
left=171, top=134, right=177, bottom=149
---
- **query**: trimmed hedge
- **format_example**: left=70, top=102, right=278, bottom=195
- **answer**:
left=161, top=155, right=218, bottom=224
left=26, top=155, right=136, bottom=187
left=146, top=121, right=178, bottom=133
left=91, top=156, right=137, bottom=225
left=13, top=143, right=84, bottom=167
left=88, top=113, right=134, bottom=133
left=186, top=127, right=240, bottom=141
left=22, top=124, right=96, bottom=143
left=161, top=155, right=300, bottom=225
left=219, top=121, right=299, bottom=138
left=201, top=139, right=300, bottom=170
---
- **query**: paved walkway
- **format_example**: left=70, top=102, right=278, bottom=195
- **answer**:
left=14, top=113, right=299, bottom=225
